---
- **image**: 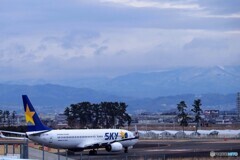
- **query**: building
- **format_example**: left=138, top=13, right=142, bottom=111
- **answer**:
left=138, top=118, right=159, bottom=124
left=54, top=113, right=68, bottom=128
left=204, top=110, right=219, bottom=119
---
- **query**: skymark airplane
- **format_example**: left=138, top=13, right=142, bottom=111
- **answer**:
left=0, top=95, right=139, bottom=155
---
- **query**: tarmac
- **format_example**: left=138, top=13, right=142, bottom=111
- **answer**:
left=63, top=138, right=240, bottom=160
left=1, top=138, right=240, bottom=159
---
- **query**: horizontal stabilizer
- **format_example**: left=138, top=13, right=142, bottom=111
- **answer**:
left=27, top=130, right=50, bottom=136
left=0, top=130, right=26, bottom=136
left=0, top=131, right=27, bottom=140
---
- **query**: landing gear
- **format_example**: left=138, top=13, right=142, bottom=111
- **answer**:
left=124, top=147, right=128, bottom=153
left=89, top=149, right=97, bottom=155
left=67, top=150, right=75, bottom=155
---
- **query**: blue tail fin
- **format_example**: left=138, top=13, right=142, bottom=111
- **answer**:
left=22, top=95, right=51, bottom=132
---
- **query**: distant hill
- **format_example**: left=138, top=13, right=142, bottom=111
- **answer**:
left=127, top=93, right=236, bottom=112
left=0, top=83, right=119, bottom=108
left=0, top=84, right=237, bottom=113
left=0, top=66, right=239, bottom=113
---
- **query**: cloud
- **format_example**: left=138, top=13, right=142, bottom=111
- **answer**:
left=197, top=0, right=240, bottom=15
left=100, top=0, right=201, bottom=10
left=94, top=46, right=108, bottom=55
left=183, top=38, right=229, bottom=51
left=1, top=28, right=240, bottom=80
left=0, top=0, right=239, bottom=36
left=41, top=31, right=101, bottom=50
left=0, top=44, right=26, bottom=63
left=0, top=0, right=240, bottom=82
left=201, top=13, right=240, bottom=19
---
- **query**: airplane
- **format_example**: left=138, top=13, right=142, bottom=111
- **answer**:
left=0, top=95, right=139, bottom=155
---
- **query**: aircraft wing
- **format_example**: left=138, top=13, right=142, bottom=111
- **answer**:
left=112, top=136, right=139, bottom=143
left=77, top=140, right=104, bottom=148
left=77, top=136, right=139, bottom=149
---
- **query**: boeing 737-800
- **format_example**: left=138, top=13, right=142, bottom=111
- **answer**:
left=0, top=95, right=139, bottom=155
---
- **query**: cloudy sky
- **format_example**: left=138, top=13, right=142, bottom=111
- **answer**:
left=1, top=0, right=240, bottom=82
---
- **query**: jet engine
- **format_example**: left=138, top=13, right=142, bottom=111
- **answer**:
left=105, top=142, right=123, bottom=152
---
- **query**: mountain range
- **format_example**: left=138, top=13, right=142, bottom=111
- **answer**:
left=0, top=66, right=239, bottom=113
left=53, top=66, right=240, bottom=98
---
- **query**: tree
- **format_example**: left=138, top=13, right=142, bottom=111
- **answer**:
left=11, top=111, right=16, bottom=125
left=177, top=101, right=191, bottom=133
left=4, top=110, right=10, bottom=126
left=191, top=99, right=202, bottom=132
left=0, top=110, right=2, bottom=125
left=64, top=107, right=70, bottom=117
left=3, top=111, right=6, bottom=123
left=79, top=102, right=93, bottom=128
left=117, top=102, right=131, bottom=128
left=64, top=107, right=71, bottom=126
left=64, top=101, right=131, bottom=129
left=100, top=102, right=111, bottom=128
left=92, top=104, right=100, bottom=128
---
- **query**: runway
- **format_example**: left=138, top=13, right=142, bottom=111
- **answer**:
left=67, top=139, right=240, bottom=159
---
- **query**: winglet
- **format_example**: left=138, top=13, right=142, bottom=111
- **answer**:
left=0, top=132, right=6, bottom=138
left=22, top=95, right=51, bottom=132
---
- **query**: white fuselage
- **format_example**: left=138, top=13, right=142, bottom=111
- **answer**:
left=27, top=129, right=138, bottom=149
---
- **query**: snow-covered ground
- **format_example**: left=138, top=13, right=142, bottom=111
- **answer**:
left=139, top=129, right=240, bottom=138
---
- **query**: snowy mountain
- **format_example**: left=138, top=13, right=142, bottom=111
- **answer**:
left=97, top=66, right=240, bottom=97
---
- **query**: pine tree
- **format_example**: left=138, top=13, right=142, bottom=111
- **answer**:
left=191, top=99, right=202, bottom=133
left=177, top=101, right=191, bottom=133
